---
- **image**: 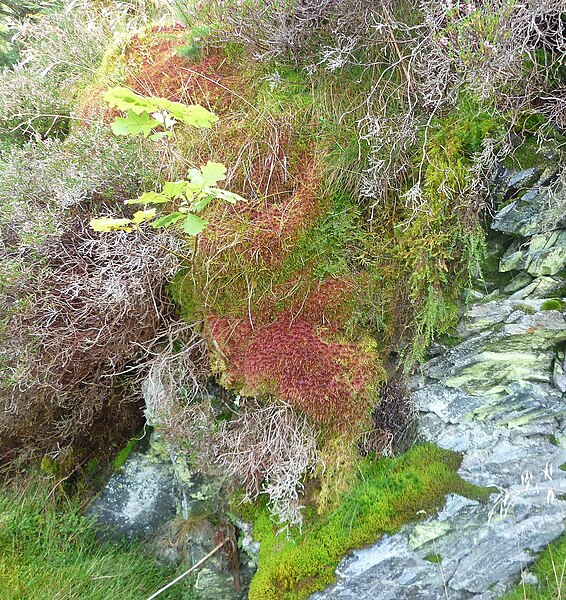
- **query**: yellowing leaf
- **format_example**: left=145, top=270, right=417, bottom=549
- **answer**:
left=127, top=191, right=170, bottom=205
left=90, top=217, right=133, bottom=232
left=132, top=208, right=157, bottom=224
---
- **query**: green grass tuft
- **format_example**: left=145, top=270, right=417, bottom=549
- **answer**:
left=0, top=484, right=189, bottom=599
left=503, top=534, right=566, bottom=599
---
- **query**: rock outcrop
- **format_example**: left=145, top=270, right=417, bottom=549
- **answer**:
left=312, top=151, right=566, bottom=599
left=87, top=432, right=254, bottom=599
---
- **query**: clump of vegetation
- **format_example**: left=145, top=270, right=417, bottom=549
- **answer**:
left=0, top=481, right=191, bottom=599
left=541, top=299, right=564, bottom=312
left=92, top=0, right=566, bottom=530
left=2, top=3, right=565, bottom=599
left=236, top=443, right=489, bottom=600
left=503, top=534, right=566, bottom=600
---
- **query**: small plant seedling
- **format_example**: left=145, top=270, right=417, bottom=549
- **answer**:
left=89, top=87, right=245, bottom=236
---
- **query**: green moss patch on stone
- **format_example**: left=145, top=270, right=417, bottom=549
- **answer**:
left=239, top=443, right=489, bottom=600
left=541, top=299, right=564, bottom=312
left=424, top=553, right=443, bottom=564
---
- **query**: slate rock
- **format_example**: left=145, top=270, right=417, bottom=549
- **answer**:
left=508, top=275, right=565, bottom=300
left=500, top=230, right=566, bottom=276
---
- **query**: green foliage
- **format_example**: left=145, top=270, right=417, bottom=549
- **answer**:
left=175, top=24, right=211, bottom=61
left=103, top=86, right=219, bottom=133
left=396, top=99, right=502, bottom=364
left=440, top=1, right=516, bottom=66
left=281, top=191, right=363, bottom=281
left=91, top=88, right=244, bottom=235
left=541, top=299, right=564, bottom=312
left=112, top=436, right=139, bottom=471
left=0, top=483, right=190, bottom=599
left=242, top=443, right=489, bottom=600
left=503, top=534, right=566, bottom=600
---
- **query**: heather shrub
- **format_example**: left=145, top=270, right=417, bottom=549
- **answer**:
left=0, top=4, right=108, bottom=147
left=0, top=0, right=175, bottom=149
left=0, top=120, right=179, bottom=464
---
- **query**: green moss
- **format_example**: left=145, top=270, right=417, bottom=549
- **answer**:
left=503, top=534, right=566, bottom=599
left=281, top=191, right=363, bottom=282
left=112, top=435, right=139, bottom=472
left=424, top=553, right=443, bottom=564
left=501, top=136, right=557, bottom=171
left=389, top=97, right=502, bottom=366
left=168, top=267, right=198, bottom=322
left=541, top=299, right=564, bottom=312
left=242, top=443, right=489, bottom=600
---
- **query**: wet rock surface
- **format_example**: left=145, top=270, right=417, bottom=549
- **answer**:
left=312, top=153, right=566, bottom=599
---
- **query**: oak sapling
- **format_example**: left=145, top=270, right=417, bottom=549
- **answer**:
left=89, top=86, right=245, bottom=236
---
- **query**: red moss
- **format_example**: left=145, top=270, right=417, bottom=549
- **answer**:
left=208, top=276, right=377, bottom=431
left=123, top=25, right=243, bottom=111
left=211, top=314, right=374, bottom=430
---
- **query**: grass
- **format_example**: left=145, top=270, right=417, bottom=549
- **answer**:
left=237, top=443, right=490, bottom=600
left=503, top=535, right=566, bottom=600
left=0, top=482, right=193, bottom=600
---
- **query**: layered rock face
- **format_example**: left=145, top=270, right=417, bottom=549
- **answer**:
left=312, top=152, right=566, bottom=599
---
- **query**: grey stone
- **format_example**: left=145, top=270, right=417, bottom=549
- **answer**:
left=491, top=188, right=549, bottom=238
left=508, top=276, right=565, bottom=300
left=504, top=273, right=534, bottom=294
left=553, top=351, right=566, bottom=393
left=86, top=449, right=177, bottom=540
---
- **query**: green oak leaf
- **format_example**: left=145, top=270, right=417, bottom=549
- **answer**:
left=103, top=87, right=159, bottom=114
left=162, top=181, right=188, bottom=199
left=187, top=167, right=204, bottom=187
left=190, top=194, right=214, bottom=213
left=205, top=187, right=246, bottom=204
left=182, top=213, right=208, bottom=235
left=155, top=98, right=218, bottom=128
left=151, top=212, right=186, bottom=228
left=111, top=111, right=158, bottom=137
left=126, top=191, right=170, bottom=205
